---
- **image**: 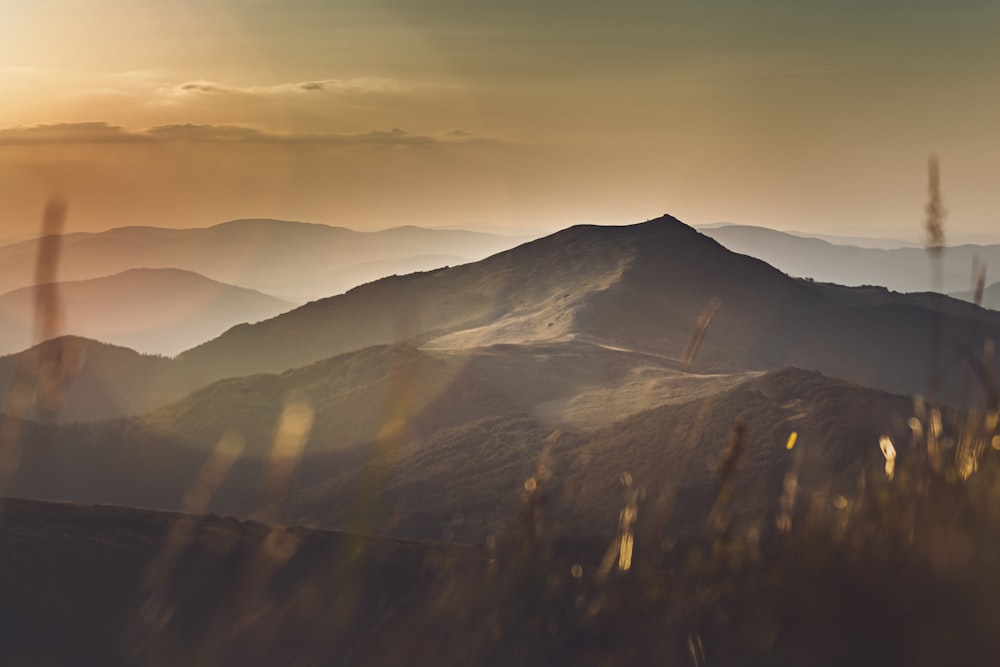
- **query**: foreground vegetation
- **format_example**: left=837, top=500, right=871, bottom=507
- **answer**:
left=4, top=386, right=1000, bottom=666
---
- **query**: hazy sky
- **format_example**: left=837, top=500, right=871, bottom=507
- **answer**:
left=1, top=0, right=998, bottom=241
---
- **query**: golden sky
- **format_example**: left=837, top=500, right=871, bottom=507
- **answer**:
left=1, top=0, right=998, bottom=241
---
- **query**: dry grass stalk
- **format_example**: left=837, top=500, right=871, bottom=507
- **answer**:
left=681, top=297, right=721, bottom=371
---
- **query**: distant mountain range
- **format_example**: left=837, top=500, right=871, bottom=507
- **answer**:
left=0, top=213, right=996, bottom=548
left=950, top=281, right=1000, bottom=311
left=0, top=219, right=533, bottom=302
left=697, top=222, right=920, bottom=249
left=0, top=268, right=294, bottom=356
left=3, top=214, right=997, bottom=423
left=3, top=215, right=999, bottom=666
left=701, top=223, right=1000, bottom=296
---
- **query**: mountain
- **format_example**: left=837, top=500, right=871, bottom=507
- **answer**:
left=311, top=253, right=468, bottom=296
left=4, top=363, right=910, bottom=543
left=698, top=222, right=919, bottom=249
left=0, top=268, right=294, bottom=356
left=0, top=219, right=533, bottom=302
left=701, top=223, right=1000, bottom=296
left=283, top=367, right=913, bottom=541
left=951, top=281, right=1000, bottom=311
left=1, top=362, right=904, bottom=629
left=4, top=341, right=752, bottom=511
left=0, top=337, right=186, bottom=422
left=3, top=214, right=999, bottom=423
left=5, top=216, right=1000, bottom=667
left=177, top=215, right=1000, bottom=404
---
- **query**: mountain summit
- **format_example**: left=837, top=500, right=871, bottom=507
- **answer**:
left=3, top=214, right=998, bottom=420
left=176, top=214, right=999, bottom=402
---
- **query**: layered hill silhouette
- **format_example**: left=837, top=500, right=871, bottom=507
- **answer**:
left=697, top=222, right=920, bottom=249
left=177, top=216, right=1000, bottom=400
left=0, top=268, right=294, bottom=356
left=4, top=216, right=1000, bottom=667
left=5, top=364, right=911, bottom=543
left=0, top=219, right=530, bottom=302
left=0, top=368, right=912, bottom=665
left=951, top=281, right=1000, bottom=311
left=703, top=223, right=1000, bottom=297
left=3, top=214, right=999, bottom=422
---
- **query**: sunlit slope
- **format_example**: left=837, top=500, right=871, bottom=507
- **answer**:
left=0, top=268, right=294, bottom=356
left=6, top=366, right=911, bottom=542
left=143, top=341, right=755, bottom=454
left=179, top=215, right=1000, bottom=403
left=285, top=368, right=913, bottom=540
left=175, top=223, right=636, bottom=378
left=2, top=338, right=755, bottom=528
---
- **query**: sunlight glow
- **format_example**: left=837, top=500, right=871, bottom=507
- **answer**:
left=879, top=435, right=896, bottom=481
left=785, top=431, right=798, bottom=450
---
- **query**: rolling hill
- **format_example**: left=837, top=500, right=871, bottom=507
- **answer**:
left=951, top=281, right=1000, bottom=311
left=3, top=214, right=999, bottom=423
left=0, top=219, right=532, bottom=302
left=0, top=268, right=294, bottom=356
left=4, top=364, right=911, bottom=544
left=702, top=223, right=1000, bottom=297
left=176, top=215, right=1000, bottom=404
left=3, top=208, right=993, bottom=663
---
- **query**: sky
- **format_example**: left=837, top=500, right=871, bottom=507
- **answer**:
left=1, top=0, right=998, bottom=243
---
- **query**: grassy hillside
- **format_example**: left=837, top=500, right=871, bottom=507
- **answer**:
left=5, top=373, right=1000, bottom=666
left=0, top=497, right=477, bottom=666
left=4, top=365, right=914, bottom=543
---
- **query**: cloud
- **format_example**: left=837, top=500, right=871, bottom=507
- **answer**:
left=144, top=123, right=268, bottom=142
left=176, top=81, right=236, bottom=94
left=0, top=122, right=144, bottom=144
left=164, top=77, right=406, bottom=99
left=145, top=124, right=437, bottom=145
left=0, top=122, right=498, bottom=146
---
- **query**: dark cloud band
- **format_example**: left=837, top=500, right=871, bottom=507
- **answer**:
left=0, top=122, right=495, bottom=146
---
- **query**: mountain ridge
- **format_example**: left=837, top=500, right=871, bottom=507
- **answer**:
left=0, top=267, right=295, bottom=356
left=0, top=218, right=533, bottom=302
left=3, top=213, right=999, bottom=422
left=702, top=223, right=1000, bottom=296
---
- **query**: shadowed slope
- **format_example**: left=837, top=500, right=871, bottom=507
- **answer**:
left=0, top=497, right=475, bottom=666
left=0, top=337, right=182, bottom=422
